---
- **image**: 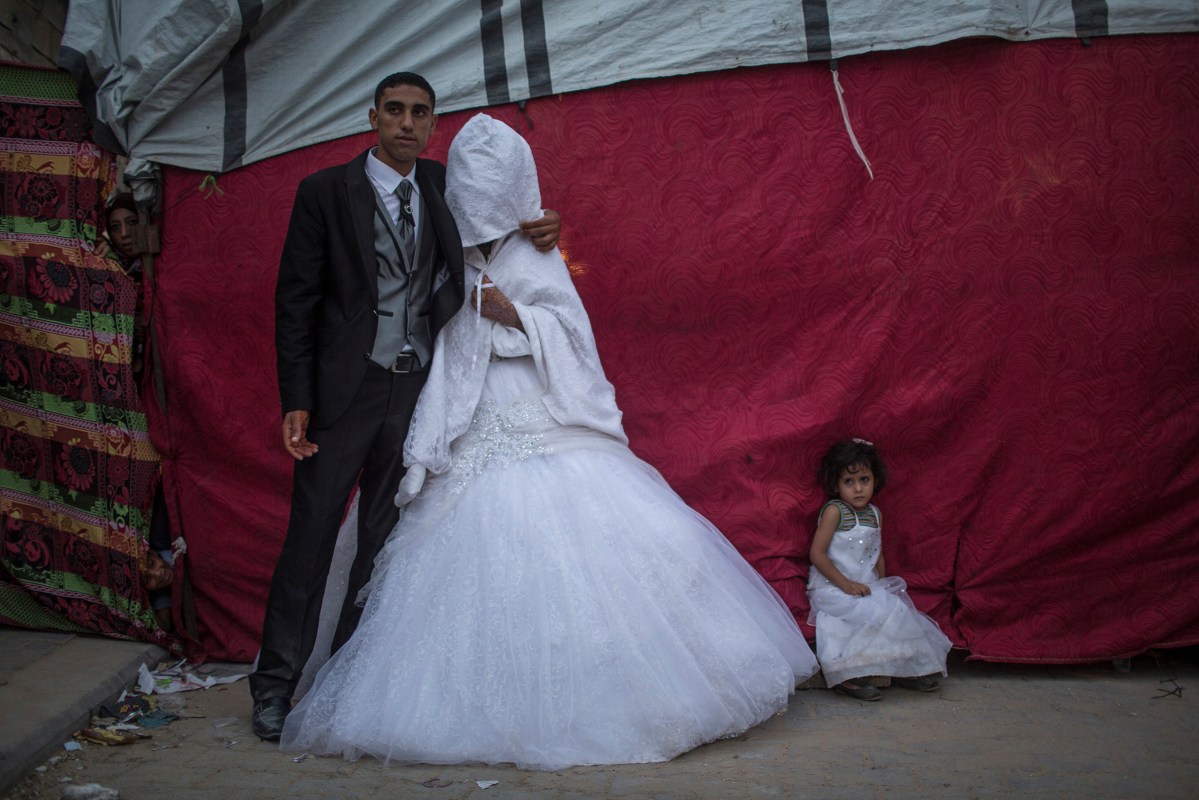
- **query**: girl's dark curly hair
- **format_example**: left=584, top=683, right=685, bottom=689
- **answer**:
left=818, top=439, right=888, bottom=497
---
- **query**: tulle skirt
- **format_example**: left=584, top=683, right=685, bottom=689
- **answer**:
left=807, top=575, right=950, bottom=687
left=281, top=432, right=817, bottom=769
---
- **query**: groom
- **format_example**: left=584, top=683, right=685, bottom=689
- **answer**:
left=251, top=72, right=560, bottom=740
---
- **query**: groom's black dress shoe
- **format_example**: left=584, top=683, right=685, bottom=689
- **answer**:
left=252, top=697, right=291, bottom=741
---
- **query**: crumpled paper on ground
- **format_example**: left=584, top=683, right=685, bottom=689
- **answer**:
left=136, top=660, right=247, bottom=694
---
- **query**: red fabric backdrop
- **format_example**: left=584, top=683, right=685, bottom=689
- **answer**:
left=151, top=35, right=1199, bottom=662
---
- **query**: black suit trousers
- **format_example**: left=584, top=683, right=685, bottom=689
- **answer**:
left=249, top=365, right=428, bottom=702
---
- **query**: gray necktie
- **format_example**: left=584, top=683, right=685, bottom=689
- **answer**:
left=396, top=179, right=416, bottom=266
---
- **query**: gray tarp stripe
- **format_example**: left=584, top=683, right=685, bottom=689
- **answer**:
left=481, top=0, right=511, bottom=105
left=1072, top=0, right=1110, bottom=37
left=221, top=0, right=265, bottom=172
left=59, top=1, right=1199, bottom=171
left=520, top=0, right=553, bottom=97
left=57, top=45, right=125, bottom=156
left=802, top=0, right=832, bottom=61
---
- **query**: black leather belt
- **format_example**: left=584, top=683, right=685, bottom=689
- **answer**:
left=385, top=353, right=421, bottom=373
left=366, top=352, right=424, bottom=373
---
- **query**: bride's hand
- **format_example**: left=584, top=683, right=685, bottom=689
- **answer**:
left=471, top=278, right=524, bottom=332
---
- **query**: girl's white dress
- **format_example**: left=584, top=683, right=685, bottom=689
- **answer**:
left=279, top=115, right=819, bottom=770
left=807, top=500, right=951, bottom=687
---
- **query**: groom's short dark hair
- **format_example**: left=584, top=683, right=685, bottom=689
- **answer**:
left=374, top=72, right=437, bottom=110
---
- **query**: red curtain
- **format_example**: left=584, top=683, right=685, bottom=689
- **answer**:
left=152, top=35, right=1199, bottom=662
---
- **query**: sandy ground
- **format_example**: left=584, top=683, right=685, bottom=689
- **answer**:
left=4, top=649, right=1196, bottom=800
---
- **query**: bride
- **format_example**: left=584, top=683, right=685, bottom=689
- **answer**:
left=279, top=114, right=818, bottom=770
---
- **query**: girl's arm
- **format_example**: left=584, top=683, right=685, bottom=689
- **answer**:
left=809, top=504, right=872, bottom=597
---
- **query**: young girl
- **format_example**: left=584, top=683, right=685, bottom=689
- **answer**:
left=807, top=439, right=950, bottom=700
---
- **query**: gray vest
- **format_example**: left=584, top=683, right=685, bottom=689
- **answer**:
left=369, top=188, right=435, bottom=369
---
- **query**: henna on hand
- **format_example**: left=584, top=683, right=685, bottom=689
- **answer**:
left=473, top=285, right=524, bottom=331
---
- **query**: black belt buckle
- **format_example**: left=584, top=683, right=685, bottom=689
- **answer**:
left=389, top=353, right=419, bottom=373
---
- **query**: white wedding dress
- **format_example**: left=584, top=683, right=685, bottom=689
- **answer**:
left=279, top=115, right=818, bottom=770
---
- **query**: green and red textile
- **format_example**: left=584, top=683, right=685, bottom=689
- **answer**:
left=0, top=63, right=173, bottom=650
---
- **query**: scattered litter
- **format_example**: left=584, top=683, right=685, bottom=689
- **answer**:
left=63, top=741, right=83, bottom=751
left=136, top=660, right=248, bottom=695
left=421, top=777, right=453, bottom=788
left=34, top=766, right=46, bottom=774
left=48, top=756, right=62, bottom=765
left=155, top=694, right=189, bottom=713
left=150, top=743, right=182, bottom=752
left=210, top=717, right=239, bottom=729
left=1153, top=678, right=1184, bottom=699
left=99, top=693, right=154, bottom=721
left=222, top=739, right=239, bottom=749
left=59, top=776, right=73, bottom=783
left=476, top=780, right=499, bottom=789
left=291, top=754, right=309, bottom=763
left=74, top=695, right=164, bottom=743
left=94, top=690, right=179, bottom=730
left=136, top=710, right=179, bottom=729
left=61, top=783, right=120, bottom=800
left=76, top=728, right=146, bottom=746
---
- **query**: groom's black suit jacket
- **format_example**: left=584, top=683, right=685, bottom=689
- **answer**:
left=274, top=150, right=465, bottom=428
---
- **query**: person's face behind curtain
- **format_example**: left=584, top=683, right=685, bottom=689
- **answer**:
left=107, top=207, right=137, bottom=260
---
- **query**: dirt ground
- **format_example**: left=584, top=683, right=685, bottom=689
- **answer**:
left=5, top=650, right=1196, bottom=800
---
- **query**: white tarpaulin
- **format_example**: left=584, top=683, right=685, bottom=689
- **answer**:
left=59, top=0, right=1199, bottom=172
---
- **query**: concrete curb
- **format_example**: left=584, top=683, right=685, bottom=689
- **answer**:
left=0, top=635, right=164, bottom=795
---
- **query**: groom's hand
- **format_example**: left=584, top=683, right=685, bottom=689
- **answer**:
left=519, top=209, right=560, bottom=252
left=283, top=410, right=318, bottom=460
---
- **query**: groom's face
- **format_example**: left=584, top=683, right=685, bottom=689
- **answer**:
left=370, top=84, right=437, bottom=175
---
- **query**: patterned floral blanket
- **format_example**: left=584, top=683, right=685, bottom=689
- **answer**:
left=0, top=63, right=174, bottom=651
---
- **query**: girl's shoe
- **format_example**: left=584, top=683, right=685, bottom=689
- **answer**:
left=834, top=681, right=882, bottom=701
left=891, top=675, right=941, bottom=692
